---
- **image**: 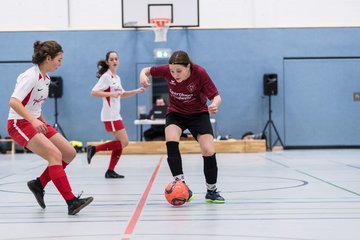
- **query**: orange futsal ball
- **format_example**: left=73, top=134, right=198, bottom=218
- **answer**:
left=164, top=180, right=190, bottom=206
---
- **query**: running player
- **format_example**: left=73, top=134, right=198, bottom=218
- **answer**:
left=139, top=50, right=225, bottom=203
left=7, top=40, right=93, bottom=215
left=87, top=51, right=145, bottom=178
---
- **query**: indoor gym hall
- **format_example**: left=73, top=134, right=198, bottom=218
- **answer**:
left=1, top=0, right=360, bottom=239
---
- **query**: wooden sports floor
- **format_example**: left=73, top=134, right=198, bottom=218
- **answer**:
left=0, top=149, right=359, bottom=240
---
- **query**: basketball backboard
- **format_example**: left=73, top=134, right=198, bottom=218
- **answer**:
left=122, top=0, right=199, bottom=28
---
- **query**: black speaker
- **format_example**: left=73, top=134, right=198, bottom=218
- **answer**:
left=263, top=74, right=278, bottom=96
left=49, top=76, right=63, bottom=98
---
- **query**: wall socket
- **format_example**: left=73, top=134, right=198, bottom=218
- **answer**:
left=354, top=92, right=360, bottom=101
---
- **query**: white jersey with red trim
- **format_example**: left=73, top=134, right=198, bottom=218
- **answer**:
left=8, top=65, right=50, bottom=120
left=92, top=69, right=125, bottom=121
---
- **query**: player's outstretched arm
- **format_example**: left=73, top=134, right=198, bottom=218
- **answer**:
left=139, top=67, right=151, bottom=88
left=121, top=87, right=145, bottom=98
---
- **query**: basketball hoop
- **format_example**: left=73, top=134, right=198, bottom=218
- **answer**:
left=150, top=18, right=171, bottom=42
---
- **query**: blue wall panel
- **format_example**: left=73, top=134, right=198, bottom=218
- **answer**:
left=0, top=27, right=360, bottom=147
left=284, top=58, right=360, bottom=146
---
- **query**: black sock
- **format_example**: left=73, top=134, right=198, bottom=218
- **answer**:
left=166, top=141, right=183, bottom=177
left=203, top=153, right=218, bottom=185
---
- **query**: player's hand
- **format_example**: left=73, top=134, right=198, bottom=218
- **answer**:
left=140, top=77, right=151, bottom=88
left=208, top=104, right=218, bottom=114
left=31, top=118, right=48, bottom=134
left=137, top=87, right=146, bottom=93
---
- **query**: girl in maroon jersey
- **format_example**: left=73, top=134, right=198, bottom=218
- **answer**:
left=87, top=51, right=145, bottom=178
left=139, top=50, right=225, bottom=203
left=7, top=40, right=93, bottom=215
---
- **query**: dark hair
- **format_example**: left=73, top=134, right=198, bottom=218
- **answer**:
left=32, top=40, right=63, bottom=65
left=168, top=50, right=193, bottom=67
left=96, top=51, right=117, bottom=78
left=153, top=96, right=166, bottom=105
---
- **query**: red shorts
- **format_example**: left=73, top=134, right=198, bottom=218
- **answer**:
left=7, top=119, right=58, bottom=147
left=104, top=120, right=124, bottom=132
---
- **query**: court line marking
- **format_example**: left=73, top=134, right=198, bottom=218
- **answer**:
left=267, top=157, right=360, bottom=197
left=121, top=155, right=164, bottom=240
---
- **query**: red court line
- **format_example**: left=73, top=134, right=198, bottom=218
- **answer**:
left=121, top=155, right=164, bottom=240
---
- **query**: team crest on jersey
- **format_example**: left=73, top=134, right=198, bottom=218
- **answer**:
left=187, top=83, right=196, bottom=92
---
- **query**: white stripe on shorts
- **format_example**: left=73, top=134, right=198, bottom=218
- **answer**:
left=13, top=119, right=30, bottom=141
left=110, top=121, right=115, bottom=132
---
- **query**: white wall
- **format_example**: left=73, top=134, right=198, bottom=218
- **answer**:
left=0, top=0, right=69, bottom=31
left=68, top=0, right=123, bottom=29
left=0, top=0, right=360, bottom=31
left=201, top=0, right=360, bottom=28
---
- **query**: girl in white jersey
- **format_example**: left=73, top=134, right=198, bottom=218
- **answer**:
left=87, top=51, right=145, bottom=178
left=7, top=40, right=93, bottom=215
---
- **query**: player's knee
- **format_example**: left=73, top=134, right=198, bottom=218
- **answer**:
left=58, top=144, right=76, bottom=163
left=121, top=140, right=129, bottom=148
left=47, top=148, right=63, bottom=165
left=201, top=147, right=215, bottom=157
left=64, top=147, right=76, bottom=162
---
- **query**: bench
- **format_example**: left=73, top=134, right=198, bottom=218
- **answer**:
left=0, top=139, right=15, bottom=154
left=86, top=139, right=266, bottom=155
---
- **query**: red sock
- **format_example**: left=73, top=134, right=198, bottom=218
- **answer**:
left=39, top=161, right=69, bottom=188
left=39, top=168, right=50, bottom=188
left=108, top=148, right=122, bottom=171
left=62, top=161, right=69, bottom=168
left=48, top=165, right=75, bottom=201
left=95, top=140, right=122, bottom=152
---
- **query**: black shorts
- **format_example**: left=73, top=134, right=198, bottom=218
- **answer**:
left=166, top=112, right=214, bottom=140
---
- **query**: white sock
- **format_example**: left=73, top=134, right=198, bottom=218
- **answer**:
left=206, top=183, right=216, bottom=191
left=174, top=174, right=185, bottom=182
